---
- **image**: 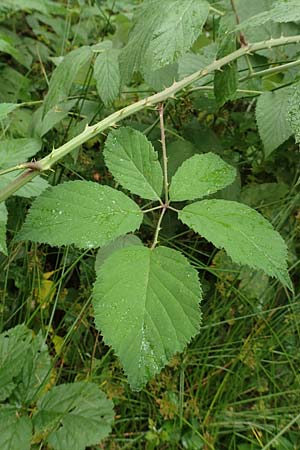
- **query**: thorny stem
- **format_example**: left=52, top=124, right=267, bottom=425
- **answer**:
left=1, top=34, right=300, bottom=202
left=158, top=103, right=169, bottom=204
left=0, top=162, right=42, bottom=176
left=151, top=206, right=167, bottom=249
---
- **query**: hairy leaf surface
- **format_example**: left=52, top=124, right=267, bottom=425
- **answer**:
left=18, top=181, right=142, bottom=248
left=94, top=41, right=120, bottom=105
left=93, top=246, right=202, bottom=390
left=0, top=406, right=31, bottom=450
left=256, top=87, right=293, bottom=156
left=169, top=153, right=236, bottom=201
left=179, top=199, right=291, bottom=289
left=33, top=382, right=114, bottom=450
left=120, top=0, right=209, bottom=79
left=104, top=127, right=163, bottom=200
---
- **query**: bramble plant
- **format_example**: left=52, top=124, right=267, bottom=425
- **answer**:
left=0, top=0, right=300, bottom=447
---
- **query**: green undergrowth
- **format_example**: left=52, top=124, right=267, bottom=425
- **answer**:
left=1, top=0, right=300, bottom=449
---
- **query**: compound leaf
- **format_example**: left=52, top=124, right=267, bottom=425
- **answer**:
left=93, top=245, right=202, bottom=390
left=104, top=127, right=163, bottom=200
left=0, top=406, right=32, bottom=450
left=43, top=46, right=93, bottom=115
left=33, top=382, right=114, bottom=450
left=179, top=199, right=292, bottom=289
left=120, top=0, right=209, bottom=79
left=93, top=41, right=120, bottom=105
left=169, top=153, right=236, bottom=201
left=18, top=181, right=142, bottom=249
left=256, top=87, right=293, bottom=156
left=0, top=202, right=8, bottom=255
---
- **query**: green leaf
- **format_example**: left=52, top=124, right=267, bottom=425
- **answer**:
left=13, top=332, right=52, bottom=405
left=256, top=87, right=293, bottom=156
left=169, top=153, right=236, bottom=201
left=0, top=202, right=8, bottom=255
left=95, top=234, right=142, bottom=272
left=18, top=181, right=142, bottom=249
left=237, top=0, right=300, bottom=29
left=0, top=103, right=18, bottom=120
left=93, top=41, right=120, bottom=105
left=1, top=0, right=64, bottom=14
left=288, top=82, right=300, bottom=143
left=104, top=127, right=163, bottom=200
left=179, top=200, right=292, bottom=290
left=0, top=138, right=42, bottom=169
left=0, top=172, right=49, bottom=198
left=33, top=382, right=114, bottom=450
left=0, top=405, right=32, bottom=450
left=214, top=15, right=238, bottom=107
left=165, top=139, right=198, bottom=178
left=43, top=46, right=93, bottom=115
left=144, top=63, right=178, bottom=91
left=0, top=325, right=31, bottom=402
left=120, top=0, right=209, bottom=79
left=93, top=245, right=202, bottom=390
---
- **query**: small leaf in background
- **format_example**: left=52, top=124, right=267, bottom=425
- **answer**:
left=18, top=181, right=143, bottom=248
left=179, top=199, right=292, bottom=290
left=214, top=15, right=238, bottom=107
left=0, top=172, right=49, bottom=198
left=43, top=46, right=93, bottom=115
left=0, top=138, right=42, bottom=168
left=236, top=0, right=300, bottom=30
left=33, top=99, right=78, bottom=137
left=13, top=332, right=52, bottom=405
left=0, top=103, right=18, bottom=120
left=93, top=41, right=120, bottom=105
left=95, top=234, right=142, bottom=272
left=256, top=86, right=293, bottom=156
left=120, top=0, right=209, bottom=79
left=0, top=202, right=8, bottom=255
left=0, top=325, right=32, bottom=402
left=93, top=245, right=202, bottom=390
left=0, top=405, right=32, bottom=450
left=288, top=81, right=300, bottom=143
left=33, top=382, right=114, bottom=450
left=169, top=153, right=236, bottom=201
left=104, top=127, right=163, bottom=200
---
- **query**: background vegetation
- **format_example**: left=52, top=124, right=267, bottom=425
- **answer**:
left=0, top=0, right=300, bottom=449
